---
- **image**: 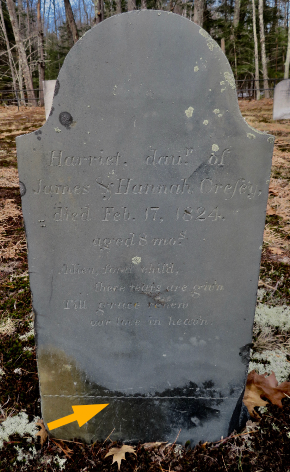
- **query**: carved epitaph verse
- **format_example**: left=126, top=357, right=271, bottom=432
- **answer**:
left=17, top=11, right=274, bottom=445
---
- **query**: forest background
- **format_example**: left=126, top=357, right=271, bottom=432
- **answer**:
left=0, top=0, right=290, bottom=105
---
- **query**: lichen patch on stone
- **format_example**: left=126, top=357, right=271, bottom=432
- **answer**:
left=194, top=66, right=199, bottom=72
left=199, top=29, right=209, bottom=39
left=185, top=106, right=194, bottom=118
left=213, top=109, right=220, bottom=114
left=224, top=71, right=236, bottom=89
left=247, top=133, right=256, bottom=139
left=203, top=120, right=209, bottom=125
left=212, top=144, right=219, bottom=152
left=198, top=29, right=218, bottom=51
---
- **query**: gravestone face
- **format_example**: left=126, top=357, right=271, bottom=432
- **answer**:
left=17, top=11, right=274, bottom=445
left=43, top=80, right=57, bottom=119
left=273, top=79, right=290, bottom=119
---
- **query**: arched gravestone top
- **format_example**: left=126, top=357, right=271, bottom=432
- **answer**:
left=273, top=79, right=290, bottom=120
left=17, top=11, right=274, bottom=444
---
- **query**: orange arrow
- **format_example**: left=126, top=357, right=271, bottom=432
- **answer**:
left=47, top=404, right=109, bottom=431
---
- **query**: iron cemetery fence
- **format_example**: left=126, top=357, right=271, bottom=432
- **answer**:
left=0, top=79, right=283, bottom=106
left=236, top=78, right=280, bottom=99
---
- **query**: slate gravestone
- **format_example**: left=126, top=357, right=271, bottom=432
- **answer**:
left=17, top=11, right=274, bottom=445
left=273, top=79, right=290, bottom=119
left=43, top=80, right=57, bottom=119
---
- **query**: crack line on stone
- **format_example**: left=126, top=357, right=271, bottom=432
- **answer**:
left=43, top=395, right=233, bottom=399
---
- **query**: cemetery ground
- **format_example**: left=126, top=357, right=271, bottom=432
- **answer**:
left=0, top=99, right=290, bottom=471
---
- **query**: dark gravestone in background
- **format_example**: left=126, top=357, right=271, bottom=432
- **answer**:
left=17, top=11, right=274, bottom=444
left=273, top=79, right=290, bottom=119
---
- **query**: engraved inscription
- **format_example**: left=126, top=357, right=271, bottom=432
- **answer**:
left=33, top=179, right=90, bottom=195
left=102, top=207, right=132, bottom=221
left=200, top=178, right=261, bottom=199
left=96, top=177, right=192, bottom=200
left=64, top=299, right=87, bottom=309
left=146, top=148, right=193, bottom=166
left=208, top=148, right=230, bottom=166
left=89, top=315, right=210, bottom=327
left=92, top=231, right=187, bottom=251
left=34, top=144, right=262, bottom=332
left=176, top=206, right=225, bottom=221
left=53, top=206, right=91, bottom=222
left=49, top=150, right=121, bottom=167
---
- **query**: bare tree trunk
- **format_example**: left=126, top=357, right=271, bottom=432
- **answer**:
left=64, top=0, right=79, bottom=43
left=0, top=0, right=18, bottom=95
left=194, top=0, right=204, bottom=26
left=258, top=0, right=269, bottom=98
left=94, top=0, right=104, bottom=23
left=6, top=0, right=36, bottom=104
left=285, top=21, right=290, bottom=78
left=127, top=0, right=136, bottom=11
left=221, top=38, right=225, bottom=53
left=37, top=0, right=45, bottom=106
left=141, top=0, right=147, bottom=9
left=252, top=0, right=260, bottom=100
left=116, top=0, right=122, bottom=13
left=233, top=0, right=240, bottom=27
left=82, top=0, right=89, bottom=23
left=18, top=63, right=26, bottom=106
left=53, top=0, right=58, bottom=36
left=26, top=0, right=32, bottom=68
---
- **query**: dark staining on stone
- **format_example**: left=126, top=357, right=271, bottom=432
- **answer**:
left=54, top=79, right=60, bottom=97
left=85, top=380, right=223, bottom=442
left=228, top=389, right=249, bottom=435
left=19, top=181, right=26, bottom=197
left=49, top=106, right=54, bottom=117
left=59, top=111, right=73, bottom=129
left=239, top=343, right=253, bottom=365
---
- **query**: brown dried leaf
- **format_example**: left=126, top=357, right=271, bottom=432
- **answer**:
left=243, top=370, right=290, bottom=418
left=105, top=445, right=136, bottom=470
left=268, top=185, right=279, bottom=196
left=243, top=371, right=269, bottom=418
left=142, top=442, right=168, bottom=450
left=266, top=203, right=277, bottom=215
left=269, top=247, right=284, bottom=255
left=35, top=419, right=48, bottom=446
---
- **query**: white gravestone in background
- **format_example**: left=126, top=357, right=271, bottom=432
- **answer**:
left=273, top=79, right=290, bottom=120
left=43, top=80, right=57, bottom=119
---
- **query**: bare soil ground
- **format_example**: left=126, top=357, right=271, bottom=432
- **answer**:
left=0, top=101, right=289, bottom=471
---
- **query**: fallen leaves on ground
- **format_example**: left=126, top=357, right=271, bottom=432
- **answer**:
left=50, top=438, right=74, bottom=459
left=142, top=442, right=175, bottom=465
left=243, top=370, right=290, bottom=418
left=142, top=442, right=169, bottom=450
left=35, top=419, right=48, bottom=446
left=0, top=199, right=22, bottom=223
left=105, top=445, right=136, bottom=470
left=0, top=168, right=19, bottom=188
